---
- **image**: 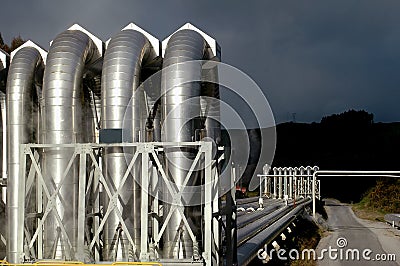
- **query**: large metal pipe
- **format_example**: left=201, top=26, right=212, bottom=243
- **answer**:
left=6, top=46, right=44, bottom=263
left=0, top=49, right=8, bottom=261
left=0, top=50, right=8, bottom=195
left=42, top=29, right=100, bottom=259
left=161, top=29, right=214, bottom=259
left=101, top=29, right=156, bottom=261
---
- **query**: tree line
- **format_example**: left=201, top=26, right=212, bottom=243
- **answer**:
left=0, top=32, right=25, bottom=53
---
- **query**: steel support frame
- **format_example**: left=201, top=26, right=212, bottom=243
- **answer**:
left=17, top=142, right=220, bottom=265
left=19, top=144, right=93, bottom=261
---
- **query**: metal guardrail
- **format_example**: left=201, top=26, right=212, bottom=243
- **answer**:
left=384, top=213, right=400, bottom=228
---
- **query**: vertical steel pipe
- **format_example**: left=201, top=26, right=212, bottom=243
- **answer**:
left=42, top=29, right=100, bottom=259
left=288, top=167, right=293, bottom=199
left=6, top=46, right=44, bottom=263
left=262, top=164, right=269, bottom=196
left=283, top=167, right=288, bottom=198
left=0, top=49, right=7, bottom=261
left=273, top=167, right=278, bottom=199
left=299, top=166, right=305, bottom=197
left=101, top=29, right=156, bottom=261
left=306, top=166, right=312, bottom=197
left=277, top=167, right=282, bottom=199
left=161, top=29, right=213, bottom=259
left=293, top=167, right=299, bottom=198
left=0, top=49, right=5, bottom=189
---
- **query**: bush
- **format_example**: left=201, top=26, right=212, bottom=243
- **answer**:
left=363, top=178, right=400, bottom=213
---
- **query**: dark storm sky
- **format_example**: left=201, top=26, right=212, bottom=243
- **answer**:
left=1, top=0, right=400, bottom=124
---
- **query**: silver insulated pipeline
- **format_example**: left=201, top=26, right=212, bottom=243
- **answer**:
left=6, top=46, right=44, bottom=263
left=101, top=29, right=157, bottom=261
left=0, top=50, right=5, bottom=261
left=161, top=29, right=215, bottom=259
left=41, top=29, right=100, bottom=259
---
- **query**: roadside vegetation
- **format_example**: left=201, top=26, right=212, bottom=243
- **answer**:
left=289, top=216, right=321, bottom=266
left=353, top=177, right=400, bottom=221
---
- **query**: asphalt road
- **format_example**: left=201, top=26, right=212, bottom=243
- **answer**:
left=316, top=199, right=400, bottom=266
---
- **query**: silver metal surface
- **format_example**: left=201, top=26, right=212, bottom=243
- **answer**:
left=0, top=49, right=7, bottom=261
left=41, top=29, right=100, bottom=259
left=293, top=167, right=298, bottom=198
left=283, top=167, right=288, bottom=198
left=101, top=29, right=157, bottom=261
left=273, top=167, right=278, bottom=199
left=237, top=199, right=311, bottom=266
left=288, top=167, right=293, bottom=199
left=2, top=24, right=224, bottom=264
left=19, top=141, right=216, bottom=265
left=161, top=29, right=213, bottom=259
left=299, top=166, right=305, bottom=197
left=0, top=49, right=8, bottom=190
left=0, top=50, right=5, bottom=182
left=263, top=166, right=319, bottom=204
left=6, top=46, right=44, bottom=263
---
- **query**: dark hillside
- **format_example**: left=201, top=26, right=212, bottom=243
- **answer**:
left=219, top=110, right=400, bottom=202
left=274, top=110, right=400, bottom=202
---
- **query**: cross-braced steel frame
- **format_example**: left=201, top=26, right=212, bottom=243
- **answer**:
left=14, top=141, right=230, bottom=265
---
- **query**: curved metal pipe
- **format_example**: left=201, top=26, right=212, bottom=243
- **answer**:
left=161, top=29, right=213, bottom=259
left=283, top=167, right=288, bottom=198
left=293, top=167, right=299, bottom=198
left=0, top=49, right=7, bottom=261
left=299, top=166, right=305, bottom=197
left=6, top=46, right=44, bottom=263
left=272, top=168, right=277, bottom=199
left=42, top=29, right=100, bottom=259
left=277, top=167, right=282, bottom=199
left=101, top=29, right=156, bottom=261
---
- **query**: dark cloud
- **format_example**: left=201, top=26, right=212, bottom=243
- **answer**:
left=1, top=0, right=400, bottom=125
